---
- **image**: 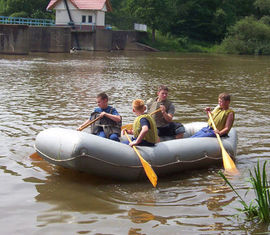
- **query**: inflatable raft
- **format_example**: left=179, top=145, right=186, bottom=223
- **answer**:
left=34, top=122, right=237, bottom=181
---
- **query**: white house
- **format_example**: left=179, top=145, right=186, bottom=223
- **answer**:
left=47, top=0, right=112, bottom=29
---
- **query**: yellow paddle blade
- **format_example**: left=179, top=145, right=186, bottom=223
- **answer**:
left=133, top=147, right=158, bottom=187
left=124, top=131, right=158, bottom=187
left=121, top=123, right=133, bottom=131
left=208, top=111, right=239, bottom=174
left=29, top=152, right=43, bottom=160
left=221, top=148, right=239, bottom=175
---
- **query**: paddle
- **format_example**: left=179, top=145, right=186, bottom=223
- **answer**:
left=124, top=130, right=158, bottom=187
left=208, top=111, right=239, bottom=175
left=29, top=152, right=43, bottom=160
left=121, top=108, right=161, bottom=131
left=77, top=115, right=102, bottom=131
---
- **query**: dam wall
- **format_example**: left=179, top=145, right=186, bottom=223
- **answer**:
left=0, top=24, right=151, bottom=54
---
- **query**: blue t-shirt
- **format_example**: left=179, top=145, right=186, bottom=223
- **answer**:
left=140, top=118, right=150, bottom=129
left=90, top=106, right=119, bottom=119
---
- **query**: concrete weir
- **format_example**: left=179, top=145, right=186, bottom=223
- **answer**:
left=0, top=24, right=156, bottom=54
left=0, top=24, right=29, bottom=54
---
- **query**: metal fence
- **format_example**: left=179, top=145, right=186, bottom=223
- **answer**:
left=0, top=16, right=54, bottom=26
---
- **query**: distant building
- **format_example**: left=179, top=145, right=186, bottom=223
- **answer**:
left=134, top=23, right=147, bottom=32
left=46, top=0, right=112, bottom=30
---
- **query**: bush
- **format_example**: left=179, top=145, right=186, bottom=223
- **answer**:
left=10, top=11, right=28, bottom=18
left=140, top=31, right=211, bottom=52
left=219, top=161, right=270, bottom=223
left=220, top=16, right=270, bottom=55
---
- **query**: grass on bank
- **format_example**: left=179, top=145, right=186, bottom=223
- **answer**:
left=139, top=31, right=215, bottom=53
left=219, top=161, right=270, bottom=223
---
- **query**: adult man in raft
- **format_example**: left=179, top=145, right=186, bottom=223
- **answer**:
left=146, top=85, right=185, bottom=139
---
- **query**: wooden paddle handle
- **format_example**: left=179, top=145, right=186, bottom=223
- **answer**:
left=150, top=108, right=161, bottom=115
left=208, top=111, right=217, bottom=131
left=78, top=116, right=101, bottom=131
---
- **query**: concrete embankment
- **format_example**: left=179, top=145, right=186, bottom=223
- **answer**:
left=0, top=24, right=29, bottom=54
left=0, top=24, right=155, bottom=54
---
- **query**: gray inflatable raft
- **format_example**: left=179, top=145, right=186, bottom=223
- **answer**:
left=34, top=122, right=237, bottom=181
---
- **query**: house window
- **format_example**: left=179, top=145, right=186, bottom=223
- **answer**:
left=82, top=15, right=86, bottom=23
left=88, top=16, right=92, bottom=23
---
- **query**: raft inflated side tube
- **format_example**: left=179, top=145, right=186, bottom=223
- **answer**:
left=34, top=122, right=237, bottom=180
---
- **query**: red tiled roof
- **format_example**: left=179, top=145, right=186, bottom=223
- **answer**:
left=47, top=0, right=112, bottom=12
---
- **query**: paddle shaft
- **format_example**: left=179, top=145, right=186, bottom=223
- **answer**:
left=78, top=116, right=101, bottom=131
left=121, top=108, right=161, bottom=131
left=208, top=113, right=226, bottom=151
left=124, top=131, right=157, bottom=187
left=150, top=108, right=162, bottom=116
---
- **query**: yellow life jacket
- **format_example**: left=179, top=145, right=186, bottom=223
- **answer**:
left=208, top=107, right=234, bottom=131
left=133, top=114, right=158, bottom=144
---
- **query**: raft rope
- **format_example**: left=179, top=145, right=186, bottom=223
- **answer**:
left=34, top=145, right=226, bottom=169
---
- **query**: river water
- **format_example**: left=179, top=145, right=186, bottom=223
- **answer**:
left=0, top=51, right=270, bottom=234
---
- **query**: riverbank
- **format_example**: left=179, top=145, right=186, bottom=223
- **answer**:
left=140, top=18, right=270, bottom=55
left=139, top=31, right=218, bottom=53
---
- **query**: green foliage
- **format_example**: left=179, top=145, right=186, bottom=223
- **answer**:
left=140, top=31, right=211, bottom=52
left=0, top=0, right=53, bottom=19
left=250, top=161, right=270, bottom=222
left=260, top=15, right=270, bottom=24
left=255, top=0, right=270, bottom=15
left=219, top=161, right=270, bottom=223
left=106, top=0, right=135, bottom=30
left=166, top=0, right=256, bottom=43
left=10, top=11, right=28, bottom=18
left=220, top=16, right=270, bottom=54
left=126, top=0, right=171, bottom=41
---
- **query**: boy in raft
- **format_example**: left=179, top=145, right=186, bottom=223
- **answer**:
left=77, top=92, right=122, bottom=141
left=191, top=93, right=234, bottom=138
left=123, top=99, right=158, bottom=147
left=146, top=85, right=185, bottom=139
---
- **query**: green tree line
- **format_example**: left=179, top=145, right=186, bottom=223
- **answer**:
left=107, top=0, right=270, bottom=54
left=1, top=0, right=270, bottom=54
left=0, top=0, right=53, bottom=19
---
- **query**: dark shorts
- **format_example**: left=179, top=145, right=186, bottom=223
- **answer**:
left=122, top=137, right=155, bottom=147
left=158, top=122, right=185, bottom=137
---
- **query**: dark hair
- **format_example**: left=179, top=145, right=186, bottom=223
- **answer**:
left=158, top=85, right=169, bottom=92
left=97, top=92, right=108, bottom=100
left=219, top=93, right=231, bottom=101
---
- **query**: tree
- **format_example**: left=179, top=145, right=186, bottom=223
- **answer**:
left=126, top=0, right=170, bottom=42
left=106, top=0, right=135, bottom=29
left=0, top=0, right=53, bottom=19
left=254, top=0, right=270, bottom=17
left=221, top=16, right=270, bottom=54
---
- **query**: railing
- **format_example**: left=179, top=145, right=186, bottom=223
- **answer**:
left=0, top=16, right=54, bottom=26
left=76, top=23, right=96, bottom=31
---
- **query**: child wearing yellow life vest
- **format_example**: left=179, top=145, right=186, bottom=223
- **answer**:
left=123, top=99, right=158, bottom=147
left=191, top=93, right=234, bottom=138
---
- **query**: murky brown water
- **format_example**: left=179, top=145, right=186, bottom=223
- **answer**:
left=0, top=51, right=270, bottom=234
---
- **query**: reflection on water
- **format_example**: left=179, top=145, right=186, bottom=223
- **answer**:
left=0, top=52, right=270, bottom=234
